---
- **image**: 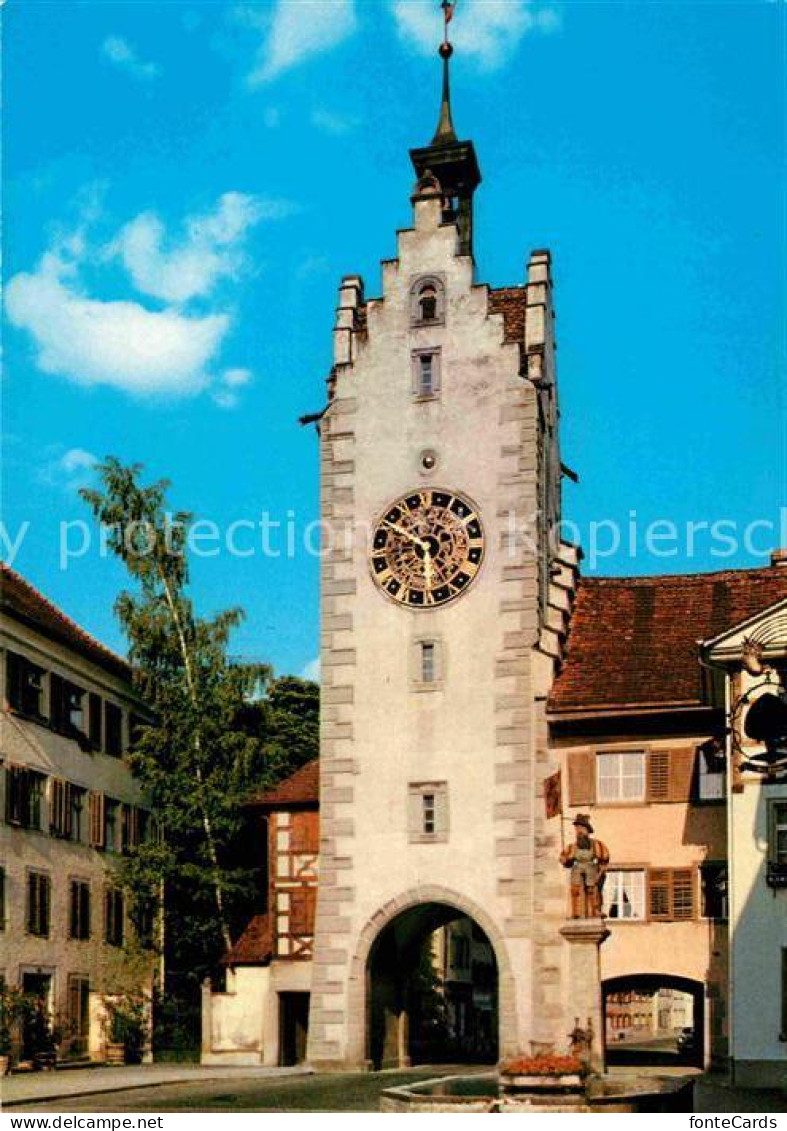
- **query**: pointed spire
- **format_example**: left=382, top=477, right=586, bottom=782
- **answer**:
left=431, top=41, right=458, bottom=146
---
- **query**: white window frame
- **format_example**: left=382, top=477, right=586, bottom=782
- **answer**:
left=411, top=348, right=441, bottom=400
left=596, top=750, right=646, bottom=803
left=408, top=781, right=448, bottom=843
left=697, top=746, right=726, bottom=801
left=605, top=869, right=646, bottom=921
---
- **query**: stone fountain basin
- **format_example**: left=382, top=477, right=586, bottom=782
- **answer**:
left=380, top=1071, right=695, bottom=1113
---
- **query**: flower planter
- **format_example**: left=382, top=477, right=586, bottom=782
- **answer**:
left=105, top=1042, right=126, bottom=1066
left=498, top=1057, right=589, bottom=1113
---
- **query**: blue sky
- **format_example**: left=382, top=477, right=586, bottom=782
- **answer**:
left=4, top=0, right=784, bottom=677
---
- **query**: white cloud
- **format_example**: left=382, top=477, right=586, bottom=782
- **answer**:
left=245, top=0, right=357, bottom=86
left=222, top=367, right=252, bottom=387
left=6, top=258, right=228, bottom=398
left=300, top=657, right=320, bottom=683
left=391, top=0, right=560, bottom=71
left=102, top=35, right=160, bottom=81
left=110, top=192, right=291, bottom=305
left=40, top=448, right=99, bottom=493
left=310, top=107, right=361, bottom=135
left=212, top=367, right=253, bottom=408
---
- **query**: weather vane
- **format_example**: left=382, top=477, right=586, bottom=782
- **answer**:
left=441, top=1, right=456, bottom=49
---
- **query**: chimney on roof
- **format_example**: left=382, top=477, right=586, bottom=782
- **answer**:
left=770, top=549, right=787, bottom=568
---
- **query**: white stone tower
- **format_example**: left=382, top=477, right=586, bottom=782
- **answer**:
left=307, top=29, right=578, bottom=1070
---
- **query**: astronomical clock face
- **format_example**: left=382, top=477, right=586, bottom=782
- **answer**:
left=370, top=489, right=485, bottom=608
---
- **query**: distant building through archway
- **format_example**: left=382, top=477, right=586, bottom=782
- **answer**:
left=365, top=902, right=499, bottom=1069
left=603, top=974, right=705, bottom=1069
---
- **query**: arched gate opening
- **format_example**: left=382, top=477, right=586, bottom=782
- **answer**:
left=366, top=902, right=499, bottom=1069
left=603, top=974, right=705, bottom=1068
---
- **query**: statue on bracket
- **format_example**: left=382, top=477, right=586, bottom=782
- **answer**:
left=559, top=814, right=610, bottom=919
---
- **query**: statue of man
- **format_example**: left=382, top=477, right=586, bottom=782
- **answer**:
left=559, top=814, right=610, bottom=919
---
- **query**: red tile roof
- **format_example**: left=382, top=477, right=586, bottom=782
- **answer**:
left=246, top=759, right=319, bottom=809
left=222, top=914, right=273, bottom=967
left=488, top=286, right=527, bottom=344
left=548, top=566, right=787, bottom=715
left=1, top=564, right=130, bottom=680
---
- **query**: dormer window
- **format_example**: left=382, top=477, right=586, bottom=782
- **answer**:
left=410, top=275, right=445, bottom=327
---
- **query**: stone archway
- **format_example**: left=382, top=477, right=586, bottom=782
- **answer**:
left=345, top=885, right=518, bottom=1069
left=603, top=974, right=705, bottom=1068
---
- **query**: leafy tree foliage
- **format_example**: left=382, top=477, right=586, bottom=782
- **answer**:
left=81, top=459, right=318, bottom=1017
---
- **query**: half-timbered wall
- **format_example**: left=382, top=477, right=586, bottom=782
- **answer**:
left=269, top=810, right=319, bottom=960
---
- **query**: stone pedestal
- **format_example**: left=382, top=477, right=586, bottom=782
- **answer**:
left=559, top=918, right=610, bottom=1074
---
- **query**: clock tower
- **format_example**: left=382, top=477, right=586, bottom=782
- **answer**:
left=307, top=30, right=579, bottom=1070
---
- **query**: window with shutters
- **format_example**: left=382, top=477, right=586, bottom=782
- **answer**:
left=700, top=862, right=728, bottom=920
left=27, top=870, right=51, bottom=936
left=104, top=702, right=123, bottom=757
left=121, top=804, right=142, bottom=853
left=70, top=786, right=86, bottom=843
left=696, top=741, right=725, bottom=801
left=69, top=880, right=91, bottom=940
left=105, top=798, right=119, bottom=851
left=88, top=693, right=102, bottom=750
left=50, top=674, right=86, bottom=737
left=6, top=652, right=46, bottom=720
left=647, top=868, right=696, bottom=921
left=597, top=751, right=646, bottom=802
left=50, top=778, right=73, bottom=838
left=88, top=792, right=107, bottom=850
left=105, top=888, right=124, bottom=947
left=5, top=766, right=46, bottom=830
left=408, top=781, right=448, bottom=843
left=606, top=869, right=646, bottom=920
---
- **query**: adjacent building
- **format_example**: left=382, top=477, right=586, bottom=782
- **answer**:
left=1, top=564, right=155, bottom=1062
left=702, top=589, right=787, bottom=1086
left=548, top=564, right=787, bottom=1070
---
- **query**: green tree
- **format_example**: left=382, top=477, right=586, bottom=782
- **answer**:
left=81, top=459, right=273, bottom=979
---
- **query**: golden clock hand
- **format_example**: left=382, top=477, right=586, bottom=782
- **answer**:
left=424, top=549, right=434, bottom=589
left=384, top=521, right=427, bottom=549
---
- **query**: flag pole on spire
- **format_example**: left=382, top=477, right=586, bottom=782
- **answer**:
left=432, top=0, right=458, bottom=145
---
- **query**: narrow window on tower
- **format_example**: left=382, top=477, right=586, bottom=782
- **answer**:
left=408, top=782, right=449, bottom=843
left=411, top=349, right=441, bottom=400
left=412, top=638, right=443, bottom=689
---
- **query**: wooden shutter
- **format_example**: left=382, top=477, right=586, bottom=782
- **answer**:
left=50, top=779, right=72, bottom=837
left=88, top=792, right=106, bottom=849
left=50, top=673, right=65, bottom=732
left=567, top=751, right=596, bottom=806
left=290, top=887, right=317, bottom=936
left=646, top=752, right=670, bottom=802
left=671, top=868, right=695, bottom=919
left=668, top=749, right=697, bottom=802
left=648, top=869, right=672, bottom=920
left=88, top=694, right=102, bottom=749
left=648, top=867, right=696, bottom=920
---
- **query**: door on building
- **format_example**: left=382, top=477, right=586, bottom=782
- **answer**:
left=67, top=976, right=90, bottom=1057
left=21, top=972, right=53, bottom=1060
left=279, top=992, right=310, bottom=1066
